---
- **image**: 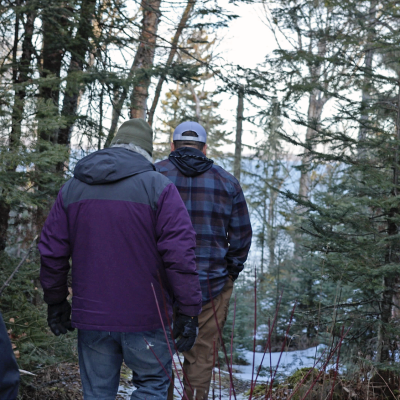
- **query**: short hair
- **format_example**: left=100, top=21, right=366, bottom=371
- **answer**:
left=173, top=131, right=206, bottom=151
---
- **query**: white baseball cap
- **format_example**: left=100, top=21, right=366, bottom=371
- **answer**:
left=173, top=121, right=207, bottom=143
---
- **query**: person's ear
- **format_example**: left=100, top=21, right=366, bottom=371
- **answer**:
left=170, top=142, right=175, bottom=152
left=202, top=144, right=207, bottom=156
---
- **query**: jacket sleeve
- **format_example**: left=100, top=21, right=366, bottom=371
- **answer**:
left=155, top=183, right=202, bottom=316
left=226, top=185, right=252, bottom=278
left=38, top=189, right=71, bottom=305
left=0, top=312, right=19, bottom=399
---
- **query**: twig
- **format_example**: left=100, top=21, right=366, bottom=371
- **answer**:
left=296, top=325, right=352, bottom=400
left=252, top=291, right=283, bottom=393
left=150, top=283, right=187, bottom=399
left=265, top=301, right=297, bottom=399
left=249, top=268, right=257, bottom=399
left=207, top=276, right=237, bottom=400
left=375, top=371, right=397, bottom=399
left=19, top=369, right=36, bottom=376
left=0, top=235, right=38, bottom=297
left=329, top=326, right=344, bottom=400
left=157, top=272, right=194, bottom=396
left=229, top=295, right=237, bottom=400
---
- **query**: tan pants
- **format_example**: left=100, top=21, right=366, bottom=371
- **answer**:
left=168, top=278, right=234, bottom=400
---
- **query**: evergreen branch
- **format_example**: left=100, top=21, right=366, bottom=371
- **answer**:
left=0, top=235, right=38, bottom=297
left=296, top=298, right=377, bottom=314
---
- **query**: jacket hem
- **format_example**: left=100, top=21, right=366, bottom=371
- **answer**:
left=71, top=321, right=166, bottom=333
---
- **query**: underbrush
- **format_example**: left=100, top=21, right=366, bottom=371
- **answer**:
left=0, top=252, right=78, bottom=399
left=247, top=367, right=400, bottom=400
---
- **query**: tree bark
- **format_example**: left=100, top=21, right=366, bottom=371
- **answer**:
left=129, top=0, right=161, bottom=120
left=57, top=0, right=96, bottom=154
left=0, top=4, right=36, bottom=252
left=260, top=196, right=266, bottom=276
left=234, top=86, right=244, bottom=181
left=10, top=7, right=35, bottom=147
left=378, top=84, right=400, bottom=363
left=268, top=190, right=276, bottom=271
left=298, top=92, right=326, bottom=199
left=38, top=1, right=70, bottom=143
left=147, top=0, right=196, bottom=127
left=105, top=0, right=161, bottom=146
left=189, top=83, right=201, bottom=122
left=358, top=0, right=376, bottom=156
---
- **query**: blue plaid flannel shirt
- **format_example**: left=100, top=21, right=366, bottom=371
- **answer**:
left=155, top=159, right=252, bottom=304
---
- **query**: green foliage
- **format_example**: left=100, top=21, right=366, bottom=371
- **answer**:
left=287, top=367, right=318, bottom=388
left=255, top=0, right=400, bottom=368
left=0, top=252, right=77, bottom=371
left=154, top=29, right=228, bottom=161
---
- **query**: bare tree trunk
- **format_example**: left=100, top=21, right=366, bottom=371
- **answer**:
left=234, top=86, right=244, bottom=181
left=35, top=2, right=71, bottom=236
left=129, top=0, right=161, bottom=120
left=298, top=92, right=326, bottom=199
left=296, top=91, right=326, bottom=340
left=358, top=0, right=376, bottom=155
left=189, top=83, right=201, bottom=122
left=57, top=0, right=96, bottom=153
left=98, top=85, right=104, bottom=151
left=105, top=0, right=161, bottom=146
left=148, top=0, right=196, bottom=127
left=38, top=1, right=69, bottom=144
left=0, top=5, right=36, bottom=252
left=10, top=8, right=35, bottom=147
left=267, top=191, right=276, bottom=271
left=260, top=196, right=266, bottom=276
left=378, top=83, right=400, bottom=363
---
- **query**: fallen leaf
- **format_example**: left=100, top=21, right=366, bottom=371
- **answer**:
left=14, top=350, right=20, bottom=359
left=9, top=318, right=15, bottom=323
left=12, top=344, right=17, bottom=349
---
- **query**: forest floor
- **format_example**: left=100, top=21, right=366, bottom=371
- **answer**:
left=19, top=358, right=251, bottom=399
left=19, top=347, right=397, bottom=399
left=16, top=347, right=333, bottom=399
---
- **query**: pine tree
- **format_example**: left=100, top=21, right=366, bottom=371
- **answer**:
left=254, top=0, right=400, bottom=368
left=154, top=29, right=227, bottom=161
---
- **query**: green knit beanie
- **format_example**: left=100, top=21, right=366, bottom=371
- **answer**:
left=110, top=119, right=153, bottom=156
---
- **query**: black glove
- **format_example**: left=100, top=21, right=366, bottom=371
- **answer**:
left=47, top=299, right=75, bottom=336
left=172, top=313, right=198, bottom=353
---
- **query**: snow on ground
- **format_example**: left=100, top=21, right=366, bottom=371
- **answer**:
left=117, top=346, right=326, bottom=399
left=233, top=345, right=326, bottom=383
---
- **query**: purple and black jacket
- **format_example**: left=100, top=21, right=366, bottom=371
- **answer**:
left=39, top=147, right=202, bottom=332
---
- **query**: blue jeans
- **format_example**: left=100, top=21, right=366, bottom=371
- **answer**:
left=78, top=328, right=174, bottom=400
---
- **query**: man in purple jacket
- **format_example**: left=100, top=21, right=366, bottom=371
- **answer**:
left=156, top=121, right=252, bottom=400
left=38, top=118, right=202, bottom=400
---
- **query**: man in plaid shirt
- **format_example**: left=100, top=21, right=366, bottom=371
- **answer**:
left=156, top=121, right=252, bottom=399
